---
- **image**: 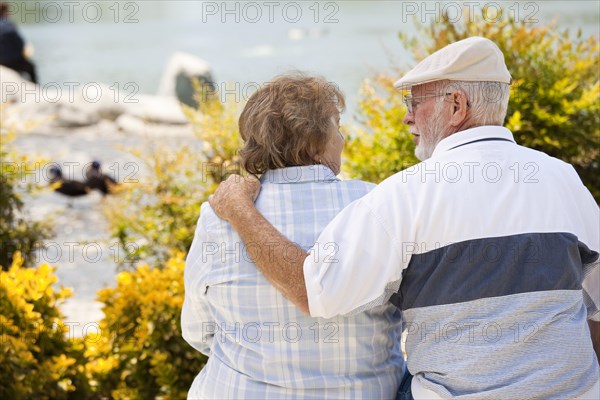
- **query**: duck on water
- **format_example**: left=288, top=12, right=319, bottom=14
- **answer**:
left=48, top=162, right=119, bottom=206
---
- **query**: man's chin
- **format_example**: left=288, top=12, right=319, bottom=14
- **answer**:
left=415, top=144, right=433, bottom=161
left=415, top=145, right=428, bottom=161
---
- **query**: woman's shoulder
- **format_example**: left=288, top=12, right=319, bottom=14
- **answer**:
left=199, top=201, right=214, bottom=219
left=337, top=178, right=377, bottom=193
left=197, top=201, right=229, bottom=234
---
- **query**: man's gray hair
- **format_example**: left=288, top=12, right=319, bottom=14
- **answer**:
left=442, top=80, right=511, bottom=126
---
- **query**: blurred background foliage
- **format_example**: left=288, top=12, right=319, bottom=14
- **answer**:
left=1, top=9, right=598, bottom=399
left=0, top=112, right=53, bottom=270
left=342, top=73, right=418, bottom=182
left=104, top=93, right=243, bottom=267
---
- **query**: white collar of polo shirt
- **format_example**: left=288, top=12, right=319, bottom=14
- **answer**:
left=430, top=126, right=516, bottom=158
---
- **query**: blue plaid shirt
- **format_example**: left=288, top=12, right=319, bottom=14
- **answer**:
left=182, top=165, right=404, bottom=399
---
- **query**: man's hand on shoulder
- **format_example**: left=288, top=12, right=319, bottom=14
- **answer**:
left=209, top=174, right=261, bottom=222
left=208, top=173, right=309, bottom=313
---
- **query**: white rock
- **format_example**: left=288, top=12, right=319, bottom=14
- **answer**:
left=0, top=65, right=39, bottom=103
left=71, top=82, right=126, bottom=122
left=2, top=59, right=199, bottom=132
left=122, top=94, right=189, bottom=125
left=54, top=103, right=100, bottom=127
left=1, top=67, right=127, bottom=128
left=115, top=113, right=192, bottom=136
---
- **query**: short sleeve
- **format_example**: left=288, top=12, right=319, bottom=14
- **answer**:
left=582, top=256, right=600, bottom=322
left=181, top=290, right=214, bottom=356
left=181, top=203, right=216, bottom=356
left=575, top=177, right=600, bottom=322
left=303, top=197, right=405, bottom=318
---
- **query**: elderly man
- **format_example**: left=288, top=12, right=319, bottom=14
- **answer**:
left=208, top=37, right=600, bottom=398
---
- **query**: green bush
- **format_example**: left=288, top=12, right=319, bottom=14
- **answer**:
left=0, top=127, right=52, bottom=270
left=0, top=254, right=93, bottom=399
left=85, top=254, right=207, bottom=400
left=342, top=74, right=418, bottom=183
left=344, top=10, right=600, bottom=201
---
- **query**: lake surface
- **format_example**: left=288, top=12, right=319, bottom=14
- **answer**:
left=15, top=0, right=600, bottom=115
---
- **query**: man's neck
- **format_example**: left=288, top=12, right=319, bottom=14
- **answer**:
left=448, top=119, right=493, bottom=137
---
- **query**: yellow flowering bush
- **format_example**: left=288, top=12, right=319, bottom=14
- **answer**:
left=0, top=253, right=93, bottom=399
left=86, top=254, right=207, bottom=399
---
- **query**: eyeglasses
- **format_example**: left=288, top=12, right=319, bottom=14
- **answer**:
left=403, top=93, right=452, bottom=114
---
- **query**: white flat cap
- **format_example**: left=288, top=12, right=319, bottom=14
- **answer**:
left=394, top=36, right=512, bottom=90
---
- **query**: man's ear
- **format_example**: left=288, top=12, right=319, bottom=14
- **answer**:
left=449, top=91, right=468, bottom=127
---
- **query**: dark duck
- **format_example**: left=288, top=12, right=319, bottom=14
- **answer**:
left=48, top=166, right=91, bottom=200
left=85, top=160, right=119, bottom=195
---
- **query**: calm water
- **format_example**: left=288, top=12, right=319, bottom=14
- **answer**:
left=8, top=0, right=599, bottom=335
left=15, top=0, right=600, bottom=115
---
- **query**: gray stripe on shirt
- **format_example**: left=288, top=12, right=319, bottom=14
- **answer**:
left=392, top=232, right=595, bottom=310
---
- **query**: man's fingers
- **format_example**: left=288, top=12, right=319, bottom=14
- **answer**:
left=208, top=194, right=218, bottom=213
left=245, top=175, right=261, bottom=201
left=208, top=174, right=260, bottom=215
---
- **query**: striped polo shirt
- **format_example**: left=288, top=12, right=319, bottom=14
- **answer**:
left=304, top=126, right=600, bottom=399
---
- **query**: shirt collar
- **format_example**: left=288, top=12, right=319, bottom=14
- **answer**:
left=431, top=126, right=516, bottom=158
left=260, top=165, right=339, bottom=184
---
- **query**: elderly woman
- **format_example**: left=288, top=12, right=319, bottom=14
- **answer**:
left=181, top=73, right=403, bottom=399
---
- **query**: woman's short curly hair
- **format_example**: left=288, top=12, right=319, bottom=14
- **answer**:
left=239, top=73, right=345, bottom=175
